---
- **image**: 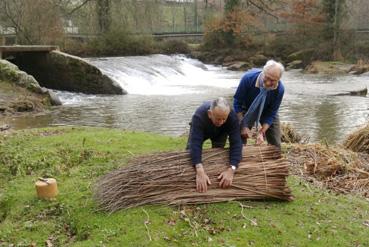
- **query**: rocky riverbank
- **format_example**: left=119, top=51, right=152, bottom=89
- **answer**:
left=190, top=47, right=369, bottom=76
left=0, top=59, right=61, bottom=116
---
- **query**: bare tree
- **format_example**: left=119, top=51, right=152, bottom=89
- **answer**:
left=0, top=0, right=64, bottom=44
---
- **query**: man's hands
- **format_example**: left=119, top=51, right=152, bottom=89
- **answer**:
left=195, top=164, right=235, bottom=192
left=256, top=131, right=265, bottom=145
left=241, top=127, right=252, bottom=140
left=257, top=124, right=269, bottom=145
left=196, top=164, right=211, bottom=193
left=242, top=127, right=267, bottom=145
left=218, top=167, right=235, bottom=188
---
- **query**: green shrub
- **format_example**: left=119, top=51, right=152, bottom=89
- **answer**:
left=63, top=30, right=194, bottom=57
left=160, top=39, right=190, bottom=54
left=87, top=29, right=156, bottom=56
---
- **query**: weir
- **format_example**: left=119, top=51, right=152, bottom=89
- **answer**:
left=0, top=45, right=125, bottom=95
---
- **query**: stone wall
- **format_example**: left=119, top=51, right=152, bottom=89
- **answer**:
left=10, top=51, right=126, bottom=95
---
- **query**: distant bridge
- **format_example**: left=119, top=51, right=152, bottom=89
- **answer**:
left=355, top=29, right=369, bottom=33
left=152, top=32, right=204, bottom=38
left=0, top=45, right=58, bottom=59
left=66, top=32, right=204, bottom=41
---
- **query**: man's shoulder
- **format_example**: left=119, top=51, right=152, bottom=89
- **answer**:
left=243, top=68, right=262, bottom=77
left=226, top=110, right=239, bottom=125
left=277, top=80, right=285, bottom=94
left=195, top=101, right=211, bottom=113
left=241, top=68, right=262, bottom=83
left=193, top=101, right=211, bottom=122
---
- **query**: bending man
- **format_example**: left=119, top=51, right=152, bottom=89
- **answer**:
left=187, top=97, right=242, bottom=193
left=234, top=60, right=285, bottom=148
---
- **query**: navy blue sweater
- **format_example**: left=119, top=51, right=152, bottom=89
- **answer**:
left=233, top=69, right=284, bottom=126
left=188, top=101, right=243, bottom=167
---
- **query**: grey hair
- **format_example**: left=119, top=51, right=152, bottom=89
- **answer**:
left=210, top=97, right=230, bottom=112
left=263, top=60, right=285, bottom=77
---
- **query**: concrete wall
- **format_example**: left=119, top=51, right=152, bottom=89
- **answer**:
left=7, top=51, right=126, bottom=95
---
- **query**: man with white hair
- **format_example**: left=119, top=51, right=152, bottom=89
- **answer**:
left=187, top=97, right=242, bottom=193
left=233, top=60, right=285, bottom=148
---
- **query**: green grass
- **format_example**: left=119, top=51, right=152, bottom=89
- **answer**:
left=1, top=127, right=369, bottom=246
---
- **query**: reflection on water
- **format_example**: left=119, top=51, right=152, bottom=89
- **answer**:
left=315, top=99, right=340, bottom=143
left=3, top=55, right=369, bottom=144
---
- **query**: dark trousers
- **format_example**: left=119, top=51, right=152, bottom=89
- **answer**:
left=242, top=114, right=281, bottom=149
left=186, top=123, right=227, bottom=150
left=265, top=114, right=281, bottom=149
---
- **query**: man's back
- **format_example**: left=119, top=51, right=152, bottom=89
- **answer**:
left=188, top=101, right=242, bottom=167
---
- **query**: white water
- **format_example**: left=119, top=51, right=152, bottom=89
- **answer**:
left=87, top=55, right=242, bottom=95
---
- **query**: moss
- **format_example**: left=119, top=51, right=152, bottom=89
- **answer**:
left=0, top=63, right=20, bottom=83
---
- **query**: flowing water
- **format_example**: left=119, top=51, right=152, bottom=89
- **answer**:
left=4, top=54, right=369, bottom=143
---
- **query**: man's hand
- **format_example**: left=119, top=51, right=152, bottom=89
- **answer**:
left=241, top=127, right=252, bottom=140
left=256, top=131, right=265, bottom=145
left=218, top=167, right=234, bottom=188
left=196, top=164, right=211, bottom=193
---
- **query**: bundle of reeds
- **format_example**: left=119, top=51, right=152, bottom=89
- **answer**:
left=94, top=145, right=292, bottom=212
left=344, top=124, right=369, bottom=153
left=281, top=123, right=304, bottom=144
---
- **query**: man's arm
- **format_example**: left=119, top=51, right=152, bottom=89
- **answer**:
left=228, top=114, right=243, bottom=168
left=188, top=116, right=212, bottom=192
left=234, top=73, right=255, bottom=140
left=218, top=113, right=243, bottom=188
left=233, top=73, right=251, bottom=114
left=189, top=116, right=205, bottom=166
left=260, top=85, right=284, bottom=127
left=257, top=87, right=284, bottom=145
left=233, top=98, right=244, bottom=118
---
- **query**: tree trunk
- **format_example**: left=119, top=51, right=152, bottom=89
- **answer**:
left=96, top=0, right=111, bottom=34
left=332, top=0, right=343, bottom=60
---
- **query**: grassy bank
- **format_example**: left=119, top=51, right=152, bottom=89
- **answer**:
left=1, top=127, right=369, bottom=246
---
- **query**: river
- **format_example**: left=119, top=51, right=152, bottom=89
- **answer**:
left=4, top=54, right=369, bottom=143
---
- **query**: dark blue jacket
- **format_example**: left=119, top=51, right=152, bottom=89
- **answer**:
left=188, top=101, right=242, bottom=167
left=233, top=68, right=284, bottom=126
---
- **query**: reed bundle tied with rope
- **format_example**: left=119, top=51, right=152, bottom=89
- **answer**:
left=94, top=145, right=292, bottom=212
left=344, top=123, right=369, bottom=154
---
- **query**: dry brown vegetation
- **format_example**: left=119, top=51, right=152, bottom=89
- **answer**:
left=287, top=143, right=369, bottom=197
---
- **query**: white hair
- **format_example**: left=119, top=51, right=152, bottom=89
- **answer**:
left=210, top=97, right=230, bottom=112
left=263, top=60, right=285, bottom=77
